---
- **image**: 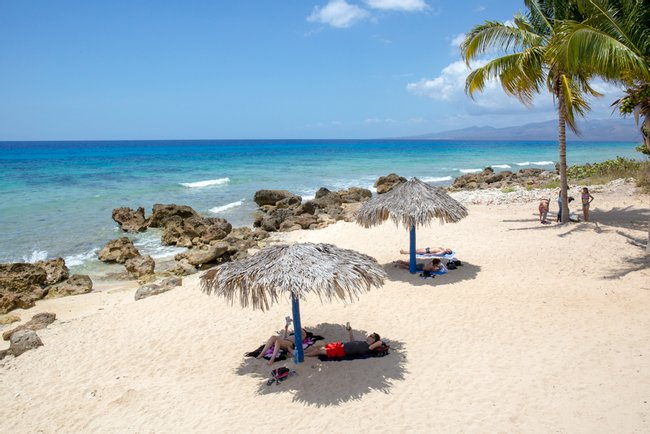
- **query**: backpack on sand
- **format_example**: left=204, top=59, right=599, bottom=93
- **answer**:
left=266, top=367, right=295, bottom=386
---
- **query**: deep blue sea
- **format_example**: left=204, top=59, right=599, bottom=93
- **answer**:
left=0, top=139, right=642, bottom=277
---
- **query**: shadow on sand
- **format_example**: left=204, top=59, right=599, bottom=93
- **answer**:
left=504, top=206, right=649, bottom=238
left=235, top=323, right=407, bottom=407
left=602, top=230, right=650, bottom=280
left=383, top=261, right=481, bottom=287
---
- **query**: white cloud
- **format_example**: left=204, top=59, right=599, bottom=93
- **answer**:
left=307, top=0, right=370, bottom=28
left=450, top=33, right=465, bottom=49
left=363, top=0, right=428, bottom=11
left=474, top=5, right=486, bottom=12
left=406, top=60, right=473, bottom=101
left=365, top=117, right=398, bottom=124
left=406, top=59, right=628, bottom=130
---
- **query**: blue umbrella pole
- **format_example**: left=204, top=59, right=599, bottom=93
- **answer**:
left=291, top=294, right=304, bottom=363
left=409, top=224, right=417, bottom=273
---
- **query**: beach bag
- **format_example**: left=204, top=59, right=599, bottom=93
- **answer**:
left=446, top=262, right=457, bottom=270
left=267, top=367, right=294, bottom=386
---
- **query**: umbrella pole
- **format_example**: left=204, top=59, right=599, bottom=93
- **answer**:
left=291, top=294, right=304, bottom=363
left=409, top=224, right=417, bottom=273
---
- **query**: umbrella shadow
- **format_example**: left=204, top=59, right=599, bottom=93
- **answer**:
left=234, top=323, right=407, bottom=407
left=383, top=262, right=481, bottom=286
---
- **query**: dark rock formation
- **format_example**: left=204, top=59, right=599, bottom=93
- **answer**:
left=169, top=259, right=197, bottom=276
left=8, top=329, right=43, bottom=357
left=161, top=216, right=231, bottom=247
left=252, top=185, right=372, bottom=233
left=125, top=255, right=155, bottom=279
left=134, top=277, right=182, bottom=301
left=3, top=312, right=56, bottom=341
left=0, top=263, right=48, bottom=314
left=338, top=187, right=372, bottom=203
left=253, top=190, right=301, bottom=207
left=112, top=207, right=148, bottom=232
left=374, top=173, right=407, bottom=194
left=46, top=274, right=93, bottom=298
left=449, top=167, right=559, bottom=191
left=147, top=204, right=201, bottom=228
left=98, top=237, right=140, bottom=263
left=174, top=242, right=229, bottom=267
left=34, top=258, right=69, bottom=285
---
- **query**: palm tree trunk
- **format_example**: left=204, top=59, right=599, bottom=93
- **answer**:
left=558, top=91, right=570, bottom=225
left=641, top=115, right=650, bottom=253
left=645, top=116, right=650, bottom=253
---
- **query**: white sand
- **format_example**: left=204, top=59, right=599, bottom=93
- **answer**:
left=1, top=185, right=649, bottom=432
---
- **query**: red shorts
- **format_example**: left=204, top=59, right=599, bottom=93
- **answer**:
left=325, top=342, right=345, bottom=358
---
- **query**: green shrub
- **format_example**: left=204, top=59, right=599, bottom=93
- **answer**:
left=501, top=186, right=516, bottom=193
left=567, top=157, right=650, bottom=189
left=541, top=179, right=560, bottom=189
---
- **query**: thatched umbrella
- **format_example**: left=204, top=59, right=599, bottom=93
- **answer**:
left=200, top=242, right=386, bottom=363
left=356, top=177, right=468, bottom=273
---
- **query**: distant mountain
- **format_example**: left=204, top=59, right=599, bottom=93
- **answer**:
left=407, top=118, right=642, bottom=141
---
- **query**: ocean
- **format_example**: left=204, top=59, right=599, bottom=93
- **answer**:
left=0, top=139, right=642, bottom=277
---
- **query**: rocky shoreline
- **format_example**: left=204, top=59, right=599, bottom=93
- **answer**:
left=0, top=165, right=635, bottom=324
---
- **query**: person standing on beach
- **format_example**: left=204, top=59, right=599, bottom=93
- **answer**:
left=539, top=198, right=550, bottom=223
left=556, top=191, right=563, bottom=222
left=581, top=187, right=595, bottom=222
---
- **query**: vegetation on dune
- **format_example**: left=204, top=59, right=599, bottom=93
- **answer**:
left=567, top=157, right=650, bottom=191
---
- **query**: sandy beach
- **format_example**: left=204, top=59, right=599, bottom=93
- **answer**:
left=1, top=182, right=649, bottom=433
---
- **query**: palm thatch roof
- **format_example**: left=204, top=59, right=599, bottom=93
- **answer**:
left=200, top=242, right=386, bottom=311
left=356, top=177, right=468, bottom=228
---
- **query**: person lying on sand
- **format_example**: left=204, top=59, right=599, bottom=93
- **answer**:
left=400, top=247, right=452, bottom=255
left=257, top=316, right=311, bottom=365
left=394, top=258, right=443, bottom=272
left=303, top=322, right=383, bottom=358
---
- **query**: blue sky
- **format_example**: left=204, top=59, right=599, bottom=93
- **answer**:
left=0, top=0, right=625, bottom=140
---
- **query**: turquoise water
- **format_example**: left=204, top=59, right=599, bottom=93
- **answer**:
left=0, top=139, right=643, bottom=274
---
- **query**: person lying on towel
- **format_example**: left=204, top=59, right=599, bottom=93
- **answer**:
left=257, top=316, right=313, bottom=365
left=303, top=322, right=383, bottom=359
left=400, top=247, right=452, bottom=255
left=394, top=257, right=444, bottom=272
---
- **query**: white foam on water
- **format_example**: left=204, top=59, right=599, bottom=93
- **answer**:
left=515, top=161, right=531, bottom=166
left=492, top=164, right=511, bottom=169
left=134, top=233, right=187, bottom=259
left=209, top=199, right=244, bottom=214
left=65, top=249, right=99, bottom=267
left=531, top=161, right=555, bottom=166
left=421, top=176, right=453, bottom=183
left=301, top=194, right=316, bottom=202
left=23, top=250, right=48, bottom=263
left=459, top=168, right=482, bottom=174
left=180, top=177, right=230, bottom=188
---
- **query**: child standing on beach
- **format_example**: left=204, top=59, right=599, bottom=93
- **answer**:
left=538, top=198, right=550, bottom=224
left=581, top=187, right=594, bottom=222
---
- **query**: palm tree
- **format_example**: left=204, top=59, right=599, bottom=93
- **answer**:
left=552, top=0, right=649, bottom=153
left=552, top=0, right=649, bottom=249
left=460, top=0, right=600, bottom=223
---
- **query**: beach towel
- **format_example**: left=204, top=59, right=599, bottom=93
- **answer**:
left=420, top=267, right=448, bottom=279
left=415, top=251, right=457, bottom=260
left=245, top=335, right=325, bottom=360
left=317, top=343, right=391, bottom=361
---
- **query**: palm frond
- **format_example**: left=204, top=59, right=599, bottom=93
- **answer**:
left=461, top=20, right=545, bottom=64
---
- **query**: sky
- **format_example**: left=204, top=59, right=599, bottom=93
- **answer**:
left=0, top=0, right=627, bottom=140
